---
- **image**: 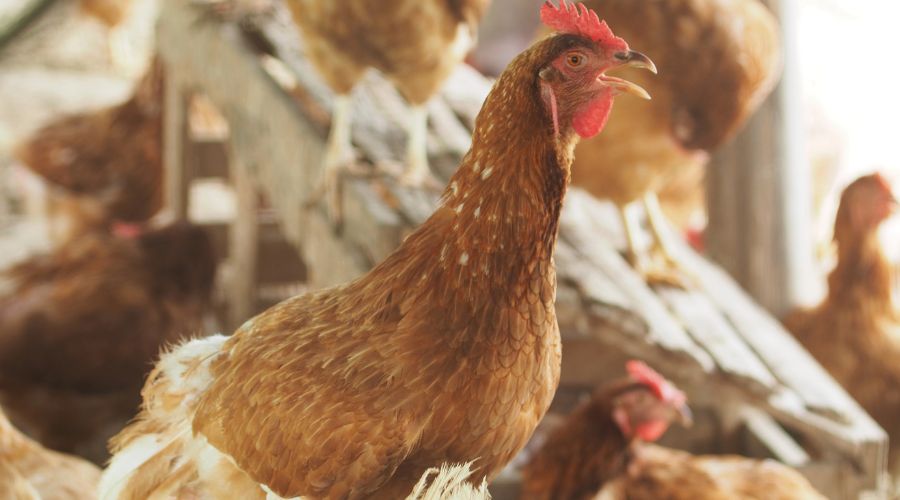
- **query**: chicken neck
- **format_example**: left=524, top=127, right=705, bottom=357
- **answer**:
left=362, top=63, right=578, bottom=327
left=829, top=226, right=894, bottom=314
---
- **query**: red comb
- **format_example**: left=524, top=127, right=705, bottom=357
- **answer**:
left=626, top=360, right=686, bottom=405
left=873, top=172, right=893, bottom=192
left=540, top=1, right=628, bottom=50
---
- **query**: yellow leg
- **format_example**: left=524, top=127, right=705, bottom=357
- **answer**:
left=398, top=105, right=441, bottom=189
left=308, top=95, right=357, bottom=227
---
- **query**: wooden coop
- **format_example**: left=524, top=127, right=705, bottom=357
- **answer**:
left=157, top=2, right=886, bottom=498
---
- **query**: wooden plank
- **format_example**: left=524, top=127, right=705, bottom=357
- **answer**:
left=228, top=148, right=259, bottom=329
left=560, top=191, right=714, bottom=372
left=657, top=287, right=777, bottom=395
left=161, top=66, right=190, bottom=219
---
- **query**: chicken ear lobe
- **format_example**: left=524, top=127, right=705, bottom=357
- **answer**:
left=539, top=68, right=560, bottom=138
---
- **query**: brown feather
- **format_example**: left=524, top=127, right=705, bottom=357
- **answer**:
left=285, top=0, right=488, bottom=104
left=0, top=222, right=215, bottom=462
left=784, top=174, right=900, bottom=469
left=0, top=406, right=100, bottom=500
left=13, top=58, right=164, bottom=239
left=562, top=0, right=782, bottom=207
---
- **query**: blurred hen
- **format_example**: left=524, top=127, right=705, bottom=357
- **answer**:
left=0, top=222, right=215, bottom=463
left=13, top=58, right=163, bottom=246
left=521, top=361, right=824, bottom=499
left=284, top=0, right=491, bottom=222
left=784, top=173, right=900, bottom=469
left=549, top=0, right=782, bottom=284
left=0, top=405, right=100, bottom=500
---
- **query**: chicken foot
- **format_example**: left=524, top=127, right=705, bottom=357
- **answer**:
left=619, top=193, right=695, bottom=288
left=306, top=94, right=372, bottom=228
left=376, top=104, right=442, bottom=190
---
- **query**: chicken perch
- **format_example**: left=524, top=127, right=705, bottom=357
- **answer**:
left=285, top=0, right=491, bottom=224
left=99, top=2, right=656, bottom=498
left=784, top=173, right=900, bottom=471
left=547, top=0, right=782, bottom=286
left=521, top=361, right=825, bottom=499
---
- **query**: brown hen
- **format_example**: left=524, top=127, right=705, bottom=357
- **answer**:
left=784, top=173, right=900, bottom=469
left=0, top=405, right=100, bottom=500
left=14, top=57, right=163, bottom=246
left=285, top=0, right=490, bottom=223
left=98, top=3, right=657, bottom=498
left=558, top=0, right=782, bottom=285
left=521, top=361, right=824, bottom=500
left=0, top=222, right=215, bottom=463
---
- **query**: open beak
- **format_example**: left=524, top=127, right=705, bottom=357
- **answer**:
left=600, top=50, right=657, bottom=100
left=674, top=403, right=693, bottom=428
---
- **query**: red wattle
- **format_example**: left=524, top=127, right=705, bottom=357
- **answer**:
left=572, top=92, right=614, bottom=138
left=635, top=420, right=669, bottom=442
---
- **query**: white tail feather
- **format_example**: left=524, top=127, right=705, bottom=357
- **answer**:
left=406, top=463, right=491, bottom=500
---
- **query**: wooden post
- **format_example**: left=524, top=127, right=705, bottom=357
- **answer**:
left=162, top=69, right=191, bottom=219
left=705, top=0, right=816, bottom=317
left=228, top=151, right=259, bottom=329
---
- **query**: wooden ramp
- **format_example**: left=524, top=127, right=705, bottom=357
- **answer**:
left=157, top=2, right=887, bottom=498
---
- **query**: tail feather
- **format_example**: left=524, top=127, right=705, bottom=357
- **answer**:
left=99, top=335, right=227, bottom=500
left=406, top=463, right=491, bottom=500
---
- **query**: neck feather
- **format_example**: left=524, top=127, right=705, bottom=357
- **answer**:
left=365, top=56, right=576, bottom=310
left=830, top=227, right=894, bottom=310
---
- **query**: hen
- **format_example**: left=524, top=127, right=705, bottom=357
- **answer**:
left=520, top=361, right=825, bottom=499
left=557, top=0, right=782, bottom=285
left=0, top=222, right=215, bottom=463
left=784, top=173, right=900, bottom=468
left=98, top=3, right=656, bottom=498
left=284, top=0, right=491, bottom=223
left=0, top=405, right=100, bottom=500
left=13, top=57, right=163, bottom=246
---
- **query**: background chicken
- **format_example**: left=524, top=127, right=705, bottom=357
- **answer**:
left=13, top=56, right=162, bottom=246
left=784, top=173, right=900, bottom=470
left=0, top=221, right=215, bottom=463
left=98, top=4, right=657, bottom=498
left=0, top=405, right=100, bottom=500
left=284, top=0, right=490, bottom=223
left=555, top=0, right=782, bottom=284
left=520, top=361, right=825, bottom=499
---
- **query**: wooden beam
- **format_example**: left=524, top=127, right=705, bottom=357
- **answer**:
left=161, top=67, right=191, bottom=219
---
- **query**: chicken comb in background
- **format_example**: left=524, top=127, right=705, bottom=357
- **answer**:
left=540, top=0, right=626, bottom=49
left=626, top=360, right=686, bottom=405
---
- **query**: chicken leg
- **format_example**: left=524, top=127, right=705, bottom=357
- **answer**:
left=309, top=94, right=360, bottom=226
left=398, top=105, right=440, bottom=188
left=619, top=193, right=694, bottom=288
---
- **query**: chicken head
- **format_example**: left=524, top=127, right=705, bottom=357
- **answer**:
left=610, top=360, right=692, bottom=442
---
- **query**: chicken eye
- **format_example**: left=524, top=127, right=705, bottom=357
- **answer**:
left=566, top=53, right=585, bottom=68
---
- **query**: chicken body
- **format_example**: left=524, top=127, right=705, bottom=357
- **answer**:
left=100, top=14, right=657, bottom=498
left=564, top=0, right=781, bottom=284
left=0, top=222, right=215, bottom=463
left=521, top=370, right=823, bottom=500
left=14, top=58, right=163, bottom=246
left=285, top=0, right=490, bottom=221
left=0, top=407, right=100, bottom=500
left=784, top=174, right=900, bottom=468
left=597, top=443, right=825, bottom=500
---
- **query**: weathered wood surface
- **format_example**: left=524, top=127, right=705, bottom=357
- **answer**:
left=157, top=1, right=886, bottom=496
